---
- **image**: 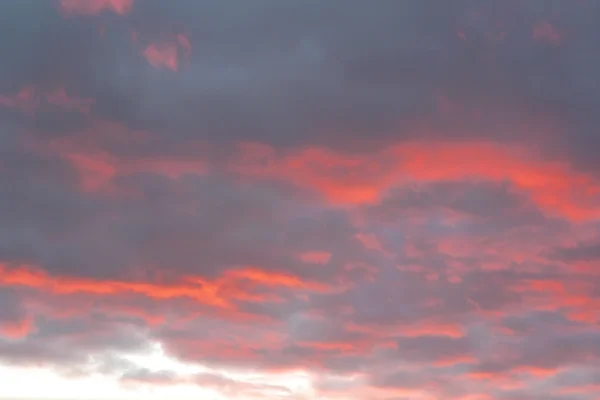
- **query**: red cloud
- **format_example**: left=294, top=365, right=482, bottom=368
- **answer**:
left=1, top=316, right=34, bottom=340
left=35, top=132, right=600, bottom=222
left=59, top=0, right=134, bottom=16
left=0, top=264, right=330, bottom=312
left=231, top=140, right=600, bottom=222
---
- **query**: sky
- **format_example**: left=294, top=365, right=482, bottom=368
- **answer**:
left=1, top=0, right=600, bottom=399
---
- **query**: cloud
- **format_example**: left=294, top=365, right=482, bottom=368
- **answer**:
left=225, top=141, right=600, bottom=221
left=1, top=316, right=34, bottom=340
left=532, top=21, right=562, bottom=45
left=0, top=86, right=94, bottom=115
left=142, top=42, right=180, bottom=71
left=141, top=32, right=192, bottom=71
left=298, top=251, right=332, bottom=265
left=59, top=0, right=134, bottom=16
left=1, top=1, right=600, bottom=399
left=548, top=241, right=600, bottom=262
left=0, top=263, right=331, bottom=315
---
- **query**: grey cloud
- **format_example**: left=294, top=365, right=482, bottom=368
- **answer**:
left=0, top=289, right=26, bottom=325
left=395, top=335, right=472, bottom=363
left=472, top=331, right=600, bottom=375
left=500, top=310, right=580, bottom=336
left=0, top=164, right=374, bottom=283
left=1, top=0, right=599, bottom=165
left=0, top=314, right=152, bottom=371
left=549, top=241, right=600, bottom=262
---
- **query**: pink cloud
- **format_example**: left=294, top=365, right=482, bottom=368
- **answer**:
left=45, top=88, right=95, bottom=114
left=0, top=86, right=94, bottom=115
left=142, top=34, right=192, bottom=71
left=230, top=140, right=600, bottom=222
left=0, top=86, right=37, bottom=114
left=59, top=0, right=134, bottom=16
left=143, top=42, right=180, bottom=71
left=1, top=316, right=34, bottom=340
left=533, top=21, right=562, bottom=45
left=354, top=233, right=384, bottom=252
left=176, top=33, right=192, bottom=57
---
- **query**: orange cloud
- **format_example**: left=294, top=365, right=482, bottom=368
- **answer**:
left=232, top=140, right=600, bottom=222
left=347, top=320, right=465, bottom=342
left=0, top=265, right=225, bottom=308
left=515, top=278, right=600, bottom=324
left=454, top=395, right=494, bottom=400
left=59, top=0, right=134, bottom=15
left=399, top=321, right=465, bottom=339
left=559, top=384, right=600, bottom=395
left=298, top=251, right=332, bottom=264
left=223, top=268, right=324, bottom=289
left=393, top=141, right=600, bottom=221
left=0, top=264, right=329, bottom=313
left=43, top=132, right=600, bottom=221
left=433, top=354, right=477, bottom=367
left=296, top=336, right=396, bottom=357
left=513, top=365, right=559, bottom=378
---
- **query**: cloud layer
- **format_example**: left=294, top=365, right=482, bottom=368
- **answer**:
left=1, top=1, right=600, bottom=399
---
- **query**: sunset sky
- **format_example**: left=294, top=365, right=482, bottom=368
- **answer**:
left=1, top=1, right=600, bottom=399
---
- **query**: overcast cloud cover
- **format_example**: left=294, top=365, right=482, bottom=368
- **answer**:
left=1, top=1, right=600, bottom=399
